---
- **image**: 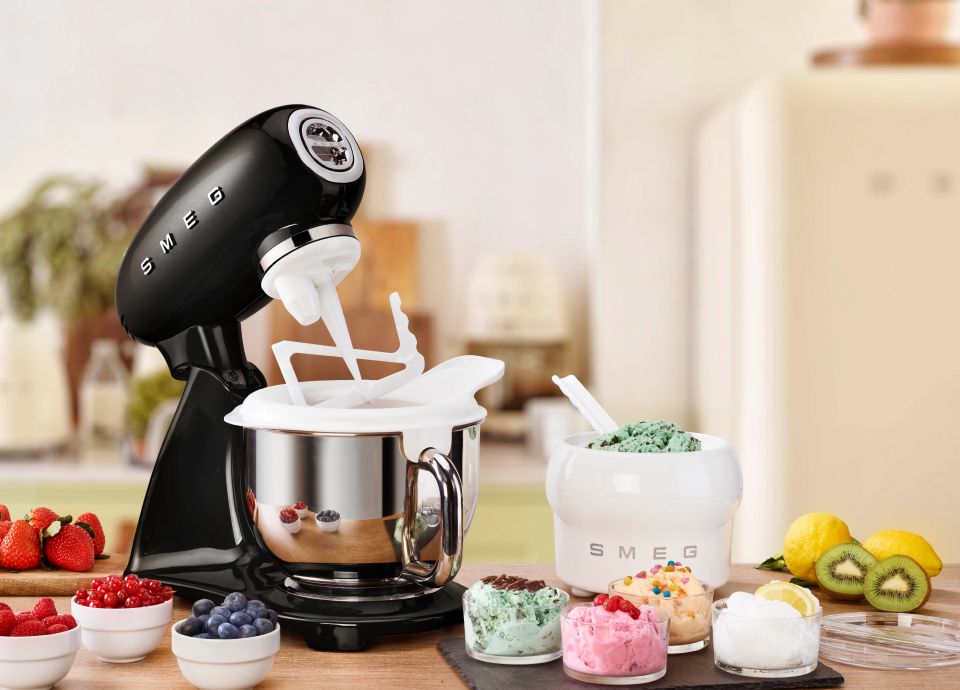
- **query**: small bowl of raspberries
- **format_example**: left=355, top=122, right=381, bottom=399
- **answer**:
left=71, top=573, right=174, bottom=663
left=291, top=501, right=309, bottom=519
left=0, top=597, right=80, bottom=690
left=278, top=507, right=301, bottom=534
left=172, top=592, right=281, bottom=690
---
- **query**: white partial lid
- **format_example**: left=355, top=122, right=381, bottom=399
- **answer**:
left=225, top=355, right=504, bottom=458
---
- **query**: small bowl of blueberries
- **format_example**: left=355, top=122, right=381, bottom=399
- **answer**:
left=172, top=592, right=281, bottom=690
left=315, top=509, right=341, bottom=533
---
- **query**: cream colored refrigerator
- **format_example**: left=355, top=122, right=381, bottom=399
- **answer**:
left=695, top=70, right=960, bottom=563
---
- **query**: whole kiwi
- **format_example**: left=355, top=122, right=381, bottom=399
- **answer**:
left=863, top=555, right=931, bottom=613
left=814, top=543, right=877, bottom=601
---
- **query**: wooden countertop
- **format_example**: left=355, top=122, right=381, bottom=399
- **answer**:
left=5, top=563, right=959, bottom=689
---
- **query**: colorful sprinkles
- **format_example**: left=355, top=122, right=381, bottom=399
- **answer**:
left=616, top=562, right=699, bottom=601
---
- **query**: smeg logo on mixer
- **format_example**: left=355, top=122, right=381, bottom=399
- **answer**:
left=140, top=186, right=225, bottom=276
left=588, top=544, right=698, bottom=560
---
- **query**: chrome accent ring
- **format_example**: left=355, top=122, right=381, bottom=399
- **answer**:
left=258, top=223, right=356, bottom=273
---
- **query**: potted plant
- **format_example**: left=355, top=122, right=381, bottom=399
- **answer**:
left=0, top=169, right=179, bottom=418
left=860, top=0, right=955, bottom=44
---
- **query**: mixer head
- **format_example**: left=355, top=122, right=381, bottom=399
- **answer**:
left=115, top=105, right=366, bottom=378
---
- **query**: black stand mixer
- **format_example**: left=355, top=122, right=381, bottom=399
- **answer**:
left=116, top=105, right=485, bottom=651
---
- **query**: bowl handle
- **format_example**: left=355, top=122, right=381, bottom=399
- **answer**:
left=399, top=448, right=464, bottom=588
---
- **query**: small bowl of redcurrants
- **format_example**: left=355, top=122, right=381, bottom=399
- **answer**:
left=172, top=592, right=281, bottom=690
left=71, top=574, right=174, bottom=663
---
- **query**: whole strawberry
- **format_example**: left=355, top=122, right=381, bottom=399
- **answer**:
left=0, top=520, right=41, bottom=570
left=0, top=504, right=9, bottom=522
left=44, top=523, right=94, bottom=572
left=76, top=512, right=105, bottom=555
left=27, top=506, right=60, bottom=534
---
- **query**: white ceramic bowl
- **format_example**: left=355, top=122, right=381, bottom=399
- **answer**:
left=280, top=518, right=301, bottom=534
left=0, top=625, right=80, bottom=690
left=316, top=516, right=341, bottom=533
left=71, top=597, right=173, bottom=663
left=172, top=623, right=281, bottom=690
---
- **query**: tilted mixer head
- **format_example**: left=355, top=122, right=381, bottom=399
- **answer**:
left=115, top=105, right=365, bottom=379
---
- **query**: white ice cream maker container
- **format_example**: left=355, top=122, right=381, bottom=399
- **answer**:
left=546, top=431, right=742, bottom=596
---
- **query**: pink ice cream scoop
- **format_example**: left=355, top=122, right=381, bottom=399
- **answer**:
left=561, top=603, right=669, bottom=681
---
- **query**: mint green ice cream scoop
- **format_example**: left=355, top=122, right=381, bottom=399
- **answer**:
left=588, top=420, right=701, bottom=453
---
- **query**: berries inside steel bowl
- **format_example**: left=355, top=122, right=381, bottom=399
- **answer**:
left=316, top=510, right=340, bottom=523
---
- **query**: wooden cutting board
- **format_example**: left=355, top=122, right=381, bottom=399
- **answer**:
left=0, top=554, right=127, bottom=596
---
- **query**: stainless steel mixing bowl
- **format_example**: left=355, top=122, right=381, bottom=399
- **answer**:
left=243, top=423, right=480, bottom=598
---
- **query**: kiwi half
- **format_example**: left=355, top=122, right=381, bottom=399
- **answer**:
left=815, top=543, right=877, bottom=600
left=863, top=555, right=931, bottom=613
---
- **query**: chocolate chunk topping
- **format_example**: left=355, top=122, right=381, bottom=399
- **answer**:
left=481, top=574, right=548, bottom=593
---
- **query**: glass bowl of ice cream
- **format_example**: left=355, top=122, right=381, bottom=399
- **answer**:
left=561, top=598, right=670, bottom=685
left=712, top=583, right=822, bottom=678
left=609, top=561, right=713, bottom=653
left=462, top=574, right=569, bottom=664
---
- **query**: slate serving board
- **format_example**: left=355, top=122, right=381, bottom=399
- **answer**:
left=437, top=637, right=844, bottom=690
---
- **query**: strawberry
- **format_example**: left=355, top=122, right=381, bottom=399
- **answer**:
left=27, top=507, right=60, bottom=534
left=0, top=609, right=15, bottom=635
left=0, top=521, right=11, bottom=542
left=46, top=623, right=68, bottom=634
left=0, top=504, right=9, bottom=522
left=0, top=520, right=41, bottom=570
left=76, top=512, right=105, bottom=555
left=33, top=598, right=57, bottom=619
left=43, top=523, right=94, bottom=572
left=42, top=614, right=76, bottom=630
left=10, top=620, right=46, bottom=636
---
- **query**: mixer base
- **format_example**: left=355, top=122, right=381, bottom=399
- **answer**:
left=267, top=581, right=467, bottom=651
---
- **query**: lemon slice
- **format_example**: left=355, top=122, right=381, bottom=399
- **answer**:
left=754, top=581, right=818, bottom=616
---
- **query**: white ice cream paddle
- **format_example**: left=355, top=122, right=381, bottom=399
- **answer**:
left=551, top=374, right=618, bottom=434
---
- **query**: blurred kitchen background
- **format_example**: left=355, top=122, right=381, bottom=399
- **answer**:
left=1, top=0, right=958, bottom=563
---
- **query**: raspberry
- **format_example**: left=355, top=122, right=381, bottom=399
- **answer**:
left=46, top=623, right=69, bottom=634
left=0, top=603, right=10, bottom=613
left=0, top=609, right=15, bottom=635
left=15, top=612, right=36, bottom=624
left=10, top=620, right=47, bottom=636
left=42, top=614, right=77, bottom=630
left=33, top=598, right=57, bottom=619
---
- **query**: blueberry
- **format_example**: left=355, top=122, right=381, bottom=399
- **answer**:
left=253, top=617, right=274, bottom=635
left=229, top=611, right=252, bottom=628
left=198, top=613, right=209, bottom=627
left=224, top=592, right=247, bottom=612
left=245, top=603, right=267, bottom=620
left=217, top=622, right=240, bottom=639
left=192, top=599, right=215, bottom=617
left=239, top=624, right=258, bottom=638
left=210, top=605, right=231, bottom=619
left=206, top=614, right=227, bottom=635
left=195, top=633, right=213, bottom=639
left=178, top=616, right=203, bottom=636
left=265, top=609, right=278, bottom=625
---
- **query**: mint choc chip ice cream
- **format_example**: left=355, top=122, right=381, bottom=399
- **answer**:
left=589, top=420, right=701, bottom=453
left=464, top=575, right=568, bottom=661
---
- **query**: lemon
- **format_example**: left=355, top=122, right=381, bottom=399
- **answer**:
left=755, top=581, right=819, bottom=616
left=863, top=530, right=942, bottom=578
left=782, top=512, right=851, bottom=583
